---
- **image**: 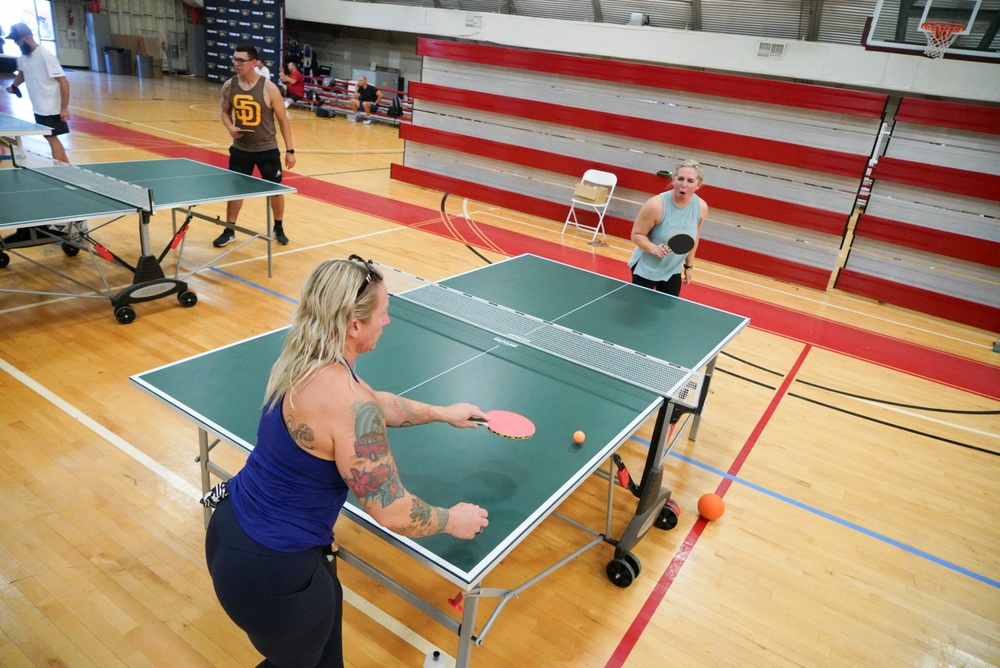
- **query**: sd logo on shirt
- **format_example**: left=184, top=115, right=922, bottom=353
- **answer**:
left=232, top=94, right=261, bottom=130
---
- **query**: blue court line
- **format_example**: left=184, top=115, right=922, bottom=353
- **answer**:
left=631, top=436, right=1000, bottom=589
left=209, top=267, right=300, bottom=304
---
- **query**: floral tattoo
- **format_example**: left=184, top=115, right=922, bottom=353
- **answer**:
left=347, top=401, right=404, bottom=508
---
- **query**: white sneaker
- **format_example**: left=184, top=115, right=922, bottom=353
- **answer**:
left=283, top=98, right=292, bottom=108
left=352, top=113, right=362, bottom=123
left=363, top=116, right=373, bottom=125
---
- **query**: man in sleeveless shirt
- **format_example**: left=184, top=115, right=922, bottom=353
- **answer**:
left=215, top=44, right=296, bottom=247
left=628, top=159, right=708, bottom=297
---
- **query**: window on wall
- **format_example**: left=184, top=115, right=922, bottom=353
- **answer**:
left=1, top=0, right=58, bottom=57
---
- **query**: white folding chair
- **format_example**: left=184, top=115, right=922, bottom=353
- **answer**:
left=562, top=169, right=617, bottom=243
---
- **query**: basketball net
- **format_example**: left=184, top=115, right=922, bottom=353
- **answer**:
left=920, top=21, right=965, bottom=58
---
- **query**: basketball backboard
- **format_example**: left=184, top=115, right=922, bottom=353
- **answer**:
left=863, top=0, right=1000, bottom=62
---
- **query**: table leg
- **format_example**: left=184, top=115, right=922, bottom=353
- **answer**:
left=266, top=195, right=273, bottom=278
left=456, top=590, right=480, bottom=668
left=199, top=428, right=211, bottom=528
left=688, top=355, right=720, bottom=441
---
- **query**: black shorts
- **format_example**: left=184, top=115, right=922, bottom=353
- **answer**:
left=228, top=146, right=283, bottom=183
left=630, top=267, right=683, bottom=297
left=34, top=113, right=69, bottom=136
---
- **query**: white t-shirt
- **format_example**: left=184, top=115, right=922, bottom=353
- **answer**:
left=255, top=64, right=271, bottom=81
left=18, top=45, right=65, bottom=116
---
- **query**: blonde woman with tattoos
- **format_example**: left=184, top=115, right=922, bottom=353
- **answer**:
left=203, top=254, right=488, bottom=668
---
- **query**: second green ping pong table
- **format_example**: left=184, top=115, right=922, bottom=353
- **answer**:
left=131, top=254, right=749, bottom=666
left=0, top=157, right=294, bottom=323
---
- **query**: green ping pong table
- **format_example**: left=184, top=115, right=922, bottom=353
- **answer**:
left=0, top=157, right=294, bottom=323
left=130, top=254, right=749, bottom=666
left=0, top=112, right=52, bottom=148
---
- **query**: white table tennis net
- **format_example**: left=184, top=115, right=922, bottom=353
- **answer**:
left=396, top=280, right=697, bottom=400
left=12, top=146, right=154, bottom=212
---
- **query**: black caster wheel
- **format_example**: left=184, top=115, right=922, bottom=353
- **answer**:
left=606, top=557, right=637, bottom=588
left=178, top=291, right=198, bottom=307
left=61, top=243, right=80, bottom=256
left=0, top=252, right=8, bottom=268
left=623, top=552, right=641, bottom=577
left=115, top=305, right=136, bottom=324
left=655, top=500, right=681, bottom=530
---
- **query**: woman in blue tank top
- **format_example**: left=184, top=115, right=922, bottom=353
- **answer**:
left=204, top=255, right=490, bottom=667
left=627, top=159, right=708, bottom=297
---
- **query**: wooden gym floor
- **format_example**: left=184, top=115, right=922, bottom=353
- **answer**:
left=0, top=69, right=997, bottom=667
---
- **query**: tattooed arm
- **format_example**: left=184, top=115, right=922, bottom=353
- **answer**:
left=335, top=399, right=488, bottom=539
left=374, top=391, right=484, bottom=429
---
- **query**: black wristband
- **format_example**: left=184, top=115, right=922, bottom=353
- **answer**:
left=684, top=264, right=693, bottom=269
left=286, top=149, right=295, bottom=154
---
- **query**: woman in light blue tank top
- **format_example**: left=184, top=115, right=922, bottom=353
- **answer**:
left=628, top=159, right=708, bottom=297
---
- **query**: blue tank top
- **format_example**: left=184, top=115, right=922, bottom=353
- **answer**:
left=229, top=398, right=350, bottom=552
left=628, top=192, right=701, bottom=282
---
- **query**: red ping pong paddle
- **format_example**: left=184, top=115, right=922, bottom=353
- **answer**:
left=470, top=410, right=535, bottom=439
left=666, top=233, right=695, bottom=254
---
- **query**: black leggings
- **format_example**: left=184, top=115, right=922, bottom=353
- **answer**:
left=630, top=267, right=682, bottom=297
left=206, top=497, right=343, bottom=668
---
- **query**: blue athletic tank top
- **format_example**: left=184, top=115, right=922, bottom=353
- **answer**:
left=628, top=192, right=701, bottom=282
left=229, top=398, right=350, bottom=552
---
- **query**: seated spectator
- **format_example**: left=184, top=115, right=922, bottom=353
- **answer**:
left=279, top=61, right=305, bottom=108
left=349, top=75, right=382, bottom=125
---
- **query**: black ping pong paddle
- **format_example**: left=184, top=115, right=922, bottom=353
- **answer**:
left=666, top=233, right=695, bottom=254
left=7, top=85, right=22, bottom=98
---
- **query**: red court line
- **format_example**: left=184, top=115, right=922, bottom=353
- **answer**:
left=67, top=116, right=1000, bottom=402
left=605, top=344, right=812, bottom=668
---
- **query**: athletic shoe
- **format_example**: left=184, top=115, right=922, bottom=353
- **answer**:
left=352, top=113, right=362, bottom=123
left=274, top=225, right=289, bottom=245
left=363, top=116, right=373, bottom=125
left=212, top=229, right=236, bottom=247
left=283, top=98, right=292, bottom=108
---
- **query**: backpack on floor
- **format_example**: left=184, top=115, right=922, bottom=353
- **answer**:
left=386, top=96, right=404, bottom=118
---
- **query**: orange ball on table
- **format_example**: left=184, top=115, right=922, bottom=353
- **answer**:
left=697, top=493, right=725, bottom=521
left=573, top=430, right=585, bottom=444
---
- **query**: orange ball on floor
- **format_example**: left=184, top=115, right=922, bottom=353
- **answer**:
left=698, top=493, right=725, bottom=521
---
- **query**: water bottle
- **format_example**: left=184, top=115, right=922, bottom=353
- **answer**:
left=423, top=649, right=446, bottom=667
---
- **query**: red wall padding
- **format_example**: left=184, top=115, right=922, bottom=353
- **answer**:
left=411, top=83, right=869, bottom=179
left=402, top=124, right=851, bottom=236
left=836, top=269, right=1000, bottom=331
left=895, top=98, right=1000, bottom=135
left=873, top=158, right=1000, bottom=202
left=417, top=38, right=887, bottom=118
left=856, top=214, right=1000, bottom=268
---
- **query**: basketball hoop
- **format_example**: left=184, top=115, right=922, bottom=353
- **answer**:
left=920, top=21, right=965, bottom=58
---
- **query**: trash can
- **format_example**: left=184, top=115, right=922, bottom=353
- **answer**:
left=103, top=47, right=131, bottom=75
left=135, top=54, right=153, bottom=78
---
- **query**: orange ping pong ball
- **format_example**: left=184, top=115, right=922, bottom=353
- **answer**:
left=573, top=430, right=586, bottom=444
left=698, top=493, right=725, bottom=521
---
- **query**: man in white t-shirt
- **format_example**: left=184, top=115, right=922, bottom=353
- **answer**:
left=3, top=22, right=72, bottom=245
left=5, top=22, right=70, bottom=163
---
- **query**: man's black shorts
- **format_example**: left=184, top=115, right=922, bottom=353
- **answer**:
left=228, top=147, right=283, bottom=183
left=34, top=113, right=69, bottom=136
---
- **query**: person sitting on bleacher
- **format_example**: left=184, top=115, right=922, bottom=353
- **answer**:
left=349, top=76, right=382, bottom=125
left=279, top=62, right=305, bottom=109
